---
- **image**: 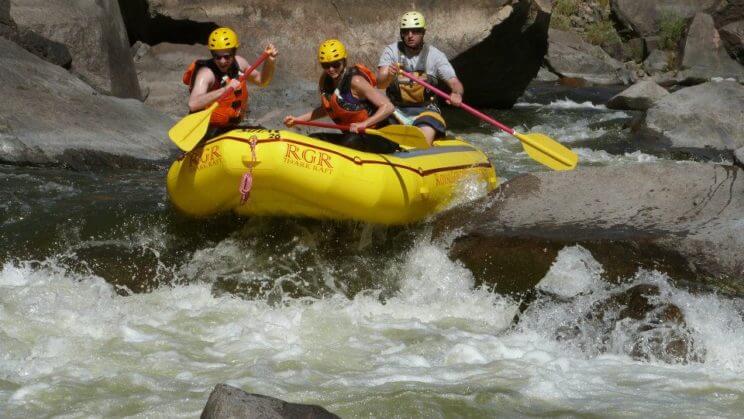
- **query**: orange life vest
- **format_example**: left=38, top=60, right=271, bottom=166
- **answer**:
left=183, top=59, right=249, bottom=127
left=319, top=64, right=378, bottom=126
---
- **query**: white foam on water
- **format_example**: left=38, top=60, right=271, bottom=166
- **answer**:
left=574, top=147, right=660, bottom=164
left=2, top=242, right=744, bottom=417
left=515, top=98, right=609, bottom=110
left=537, top=245, right=604, bottom=298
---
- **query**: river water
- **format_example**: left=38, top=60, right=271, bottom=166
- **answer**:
left=2, top=90, right=743, bottom=417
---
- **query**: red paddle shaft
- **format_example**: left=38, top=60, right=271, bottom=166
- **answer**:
left=399, top=69, right=516, bottom=135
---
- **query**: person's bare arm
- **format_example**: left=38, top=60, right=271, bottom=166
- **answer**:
left=349, top=75, right=394, bottom=132
left=283, top=106, right=327, bottom=127
left=244, top=44, right=278, bottom=87
left=188, top=68, right=239, bottom=112
left=445, top=77, right=464, bottom=107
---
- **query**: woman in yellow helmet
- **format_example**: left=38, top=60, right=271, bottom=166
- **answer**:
left=183, top=26, right=278, bottom=134
left=284, top=39, right=394, bottom=149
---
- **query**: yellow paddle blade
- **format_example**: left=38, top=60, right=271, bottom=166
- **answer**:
left=369, top=125, right=430, bottom=149
left=168, top=102, right=218, bottom=152
left=515, top=132, right=578, bottom=171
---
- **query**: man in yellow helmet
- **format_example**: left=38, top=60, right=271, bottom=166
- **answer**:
left=283, top=39, right=395, bottom=152
left=377, top=11, right=464, bottom=145
left=183, top=27, right=278, bottom=134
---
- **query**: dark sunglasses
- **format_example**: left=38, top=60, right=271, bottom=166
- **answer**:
left=400, top=28, right=424, bottom=35
left=321, top=61, right=343, bottom=70
left=211, top=53, right=235, bottom=61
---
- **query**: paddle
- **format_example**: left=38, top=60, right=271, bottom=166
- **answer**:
left=399, top=69, right=578, bottom=171
left=168, top=52, right=271, bottom=152
left=291, top=120, right=430, bottom=149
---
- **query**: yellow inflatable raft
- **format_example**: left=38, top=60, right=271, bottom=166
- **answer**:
left=166, top=128, right=498, bottom=225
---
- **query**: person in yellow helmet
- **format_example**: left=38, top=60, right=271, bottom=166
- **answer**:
left=284, top=39, right=395, bottom=152
left=377, top=11, right=464, bottom=145
left=183, top=26, right=278, bottom=135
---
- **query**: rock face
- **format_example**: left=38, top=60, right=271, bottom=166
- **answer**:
left=546, top=29, right=631, bottom=85
left=10, top=0, right=142, bottom=99
left=1, top=0, right=10, bottom=26
left=452, top=0, right=550, bottom=108
left=434, top=162, right=744, bottom=296
left=736, top=146, right=744, bottom=167
left=611, top=0, right=721, bottom=38
left=201, top=384, right=339, bottom=419
left=0, top=37, right=175, bottom=167
left=128, top=0, right=546, bottom=109
left=681, top=13, right=744, bottom=82
left=607, top=79, right=669, bottom=110
left=643, top=80, right=744, bottom=151
left=719, top=20, right=744, bottom=63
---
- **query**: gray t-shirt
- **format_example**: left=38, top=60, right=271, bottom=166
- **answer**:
left=378, top=42, right=457, bottom=82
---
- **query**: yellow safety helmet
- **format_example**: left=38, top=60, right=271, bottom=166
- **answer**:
left=400, top=11, right=426, bottom=29
left=208, top=27, right=240, bottom=50
left=318, top=39, right=347, bottom=63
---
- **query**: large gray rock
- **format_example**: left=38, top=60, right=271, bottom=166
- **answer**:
left=434, top=162, right=744, bottom=295
left=681, top=13, right=744, bottom=82
left=643, top=80, right=744, bottom=151
left=10, top=0, right=141, bottom=99
left=201, top=384, right=339, bottom=419
left=0, top=37, right=175, bottom=167
left=546, top=29, right=632, bottom=85
left=607, top=79, right=669, bottom=110
left=611, top=0, right=721, bottom=38
left=643, top=49, right=671, bottom=74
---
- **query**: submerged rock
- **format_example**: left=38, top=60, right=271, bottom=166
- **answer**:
left=201, top=384, right=339, bottom=419
left=551, top=283, right=704, bottom=364
left=434, top=162, right=744, bottom=296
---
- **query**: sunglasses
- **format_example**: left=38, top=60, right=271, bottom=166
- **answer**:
left=211, top=53, right=234, bottom=61
left=400, top=28, right=424, bottom=35
left=321, top=61, right=343, bottom=70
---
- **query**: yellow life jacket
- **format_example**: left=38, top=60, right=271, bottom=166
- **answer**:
left=386, top=43, right=437, bottom=107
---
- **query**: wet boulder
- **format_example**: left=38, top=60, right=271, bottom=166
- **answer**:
left=607, top=79, right=669, bottom=110
left=680, top=13, right=744, bottom=83
left=545, top=28, right=632, bottom=85
left=434, top=162, right=744, bottom=296
left=0, top=37, right=175, bottom=168
left=202, top=384, right=339, bottom=419
left=642, top=80, right=744, bottom=151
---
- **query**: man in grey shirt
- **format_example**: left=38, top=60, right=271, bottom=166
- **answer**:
left=377, top=11, right=465, bottom=145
